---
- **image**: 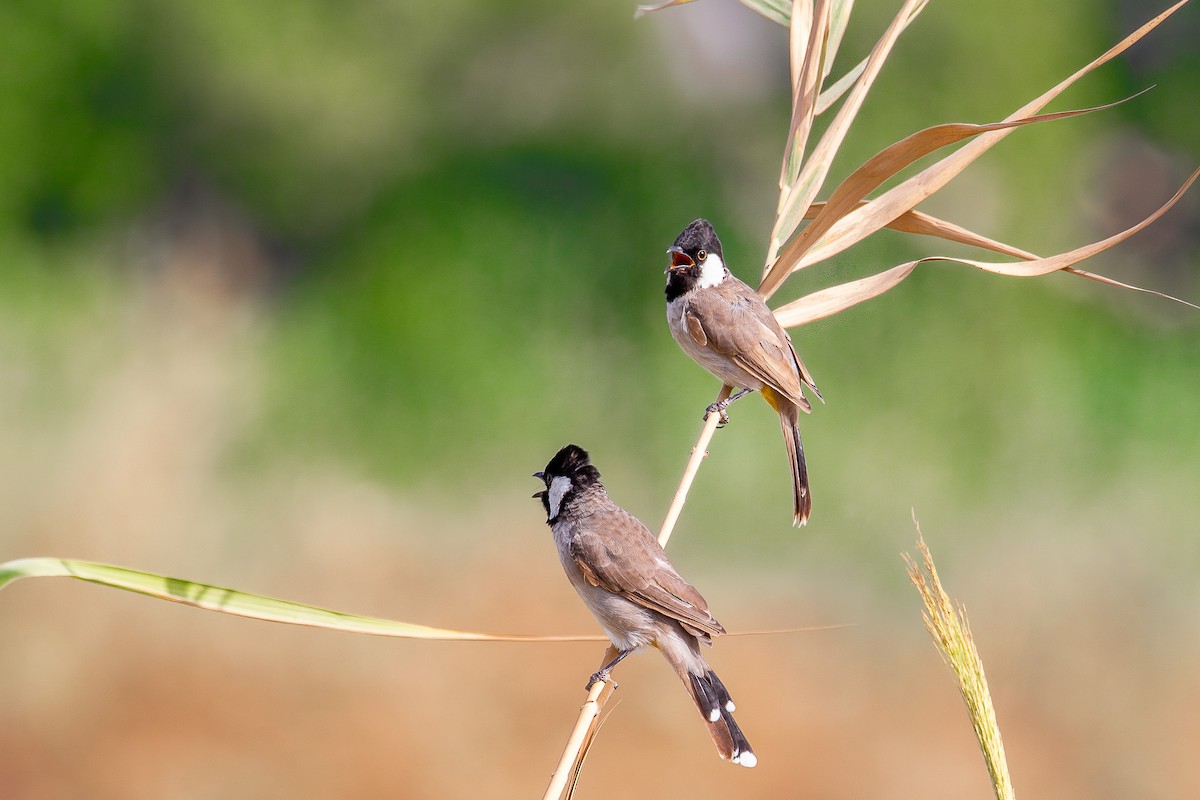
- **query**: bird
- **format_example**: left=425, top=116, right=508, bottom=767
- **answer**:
left=664, top=218, right=821, bottom=526
left=533, top=444, right=756, bottom=768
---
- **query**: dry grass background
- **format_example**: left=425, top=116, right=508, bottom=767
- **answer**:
left=2, top=266, right=1197, bottom=799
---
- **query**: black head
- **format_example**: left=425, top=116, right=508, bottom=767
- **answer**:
left=667, top=218, right=723, bottom=271
left=532, top=444, right=603, bottom=523
left=665, top=219, right=727, bottom=301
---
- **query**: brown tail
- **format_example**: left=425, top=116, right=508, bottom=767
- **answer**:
left=685, top=669, right=757, bottom=768
left=762, top=388, right=810, bottom=526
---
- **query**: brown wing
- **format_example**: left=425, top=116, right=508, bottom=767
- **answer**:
left=686, top=277, right=816, bottom=410
left=569, top=506, right=725, bottom=640
left=685, top=311, right=708, bottom=347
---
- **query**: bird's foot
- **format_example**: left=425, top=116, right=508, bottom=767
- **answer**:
left=705, top=402, right=732, bottom=427
left=705, top=388, right=754, bottom=426
left=586, top=669, right=615, bottom=690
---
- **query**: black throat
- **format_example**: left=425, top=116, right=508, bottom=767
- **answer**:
left=665, top=270, right=697, bottom=303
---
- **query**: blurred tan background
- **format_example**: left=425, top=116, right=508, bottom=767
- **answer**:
left=1, top=1, right=1198, bottom=798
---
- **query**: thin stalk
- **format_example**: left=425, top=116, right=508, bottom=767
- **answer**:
left=658, top=385, right=732, bottom=548
left=542, top=649, right=618, bottom=800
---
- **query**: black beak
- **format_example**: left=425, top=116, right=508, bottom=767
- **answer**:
left=666, top=245, right=694, bottom=274
left=532, top=471, right=546, bottom=499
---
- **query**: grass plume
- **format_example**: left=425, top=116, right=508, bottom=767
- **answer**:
left=905, top=520, right=1014, bottom=800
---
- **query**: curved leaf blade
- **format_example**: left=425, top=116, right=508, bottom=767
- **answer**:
left=769, top=94, right=1142, bottom=289
left=806, top=201, right=1039, bottom=259
left=814, top=55, right=867, bottom=115
left=795, top=0, right=1192, bottom=271
left=774, top=167, right=1200, bottom=327
left=0, top=557, right=605, bottom=642
left=882, top=207, right=1039, bottom=260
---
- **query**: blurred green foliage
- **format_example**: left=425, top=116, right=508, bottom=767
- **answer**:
left=1, top=0, right=1196, bottom=559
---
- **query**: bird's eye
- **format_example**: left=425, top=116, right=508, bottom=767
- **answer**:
left=697, top=249, right=708, bottom=262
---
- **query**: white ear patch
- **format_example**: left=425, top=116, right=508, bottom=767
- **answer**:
left=547, top=475, right=573, bottom=520
left=697, top=252, right=726, bottom=289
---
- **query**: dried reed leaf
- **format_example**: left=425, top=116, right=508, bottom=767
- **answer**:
left=774, top=261, right=917, bottom=327
left=814, top=55, right=866, bottom=115
left=781, top=0, right=854, bottom=178
left=633, top=0, right=697, bottom=19
left=734, top=0, right=796, bottom=26
left=773, top=166, right=1200, bottom=326
left=882, top=208, right=1038, bottom=260
left=779, top=0, right=825, bottom=193
left=1060, top=265, right=1197, bottom=307
left=787, top=0, right=814, bottom=99
left=795, top=0, right=1192, bottom=271
left=0, top=557, right=606, bottom=642
left=822, top=0, right=855, bottom=82
left=763, top=0, right=929, bottom=277
left=637, top=0, right=795, bottom=26
left=806, top=201, right=1038, bottom=259
left=925, top=166, right=1198, bottom=279
left=768, top=95, right=1142, bottom=291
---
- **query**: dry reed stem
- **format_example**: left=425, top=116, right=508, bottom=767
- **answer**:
left=658, top=385, right=732, bottom=548
left=542, top=649, right=618, bottom=800
left=904, top=522, right=1014, bottom=800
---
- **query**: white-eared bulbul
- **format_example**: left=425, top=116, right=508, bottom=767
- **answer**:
left=665, top=218, right=821, bottom=526
left=534, top=444, right=756, bottom=767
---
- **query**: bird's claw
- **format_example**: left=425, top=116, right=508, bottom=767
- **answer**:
left=705, top=402, right=731, bottom=427
left=587, top=670, right=614, bottom=690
